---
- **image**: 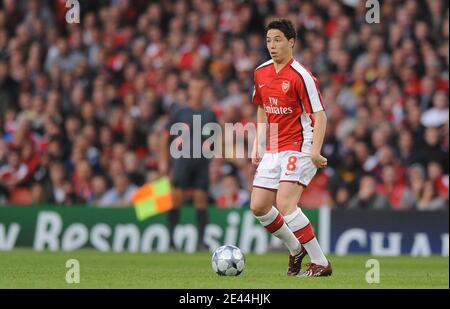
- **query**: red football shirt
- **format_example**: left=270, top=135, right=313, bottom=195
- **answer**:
left=252, top=58, right=325, bottom=153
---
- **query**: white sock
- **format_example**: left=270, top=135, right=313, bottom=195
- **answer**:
left=284, top=207, right=328, bottom=266
left=283, top=207, right=308, bottom=231
left=303, top=238, right=328, bottom=266
left=256, top=206, right=301, bottom=256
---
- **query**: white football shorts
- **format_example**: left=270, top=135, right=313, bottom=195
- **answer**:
left=253, top=150, right=317, bottom=190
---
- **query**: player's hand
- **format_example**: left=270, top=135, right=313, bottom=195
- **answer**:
left=311, top=153, right=327, bottom=168
left=251, top=145, right=263, bottom=166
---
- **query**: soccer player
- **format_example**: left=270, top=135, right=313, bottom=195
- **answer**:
left=160, top=74, right=218, bottom=251
left=250, top=19, right=332, bottom=277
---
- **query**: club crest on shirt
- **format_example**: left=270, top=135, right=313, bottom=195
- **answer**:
left=281, top=80, right=290, bottom=93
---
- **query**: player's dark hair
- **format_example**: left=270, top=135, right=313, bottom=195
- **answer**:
left=265, top=19, right=296, bottom=41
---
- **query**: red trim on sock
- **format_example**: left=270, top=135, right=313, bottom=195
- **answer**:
left=293, top=223, right=315, bottom=244
left=265, top=213, right=284, bottom=233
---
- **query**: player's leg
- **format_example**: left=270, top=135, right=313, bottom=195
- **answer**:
left=251, top=153, right=302, bottom=259
left=168, top=159, right=189, bottom=249
left=192, top=158, right=211, bottom=250
left=279, top=152, right=331, bottom=276
left=192, top=189, right=208, bottom=250
left=276, top=181, right=308, bottom=275
left=250, top=187, right=302, bottom=258
left=168, top=187, right=184, bottom=249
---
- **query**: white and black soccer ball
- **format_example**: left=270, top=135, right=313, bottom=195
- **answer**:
left=211, top=245, right=245, bottom=276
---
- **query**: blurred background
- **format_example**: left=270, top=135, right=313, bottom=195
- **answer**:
left=0, top=0, right=448, bottom=211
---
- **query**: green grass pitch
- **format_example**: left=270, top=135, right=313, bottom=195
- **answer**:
left=0, top=250, right=447, bottom=288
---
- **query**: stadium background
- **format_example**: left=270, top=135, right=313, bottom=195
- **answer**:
left=0, top=0, right=448, bottom=288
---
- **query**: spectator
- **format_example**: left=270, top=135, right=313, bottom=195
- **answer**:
left=90, top=174, right=108, bottom=207
left=60, top=180, right=82, bottom=206
left=421, top=91, right=449, bottom=128
left=0, top=139, right=7, bottom=166
left=396, top=129, right=420, bottom=167
left=370, top=145, right=406, bottom=184
left=416, top=181, right=447, bottom=211
left=427, top=160, right=449, bottom=201
left=327, top=152, right=363, bottom=203
left=417, top=127, right=449, bottom=171
left=0, top=59, right=18, bottom=115
left=30, top=182, right=46, bottom=206
left=45, top=161, right=68, bottom=205
left=0, top=150, right=28, bottom=190
left=376, top=165, right=412, bottom=210
left=348, top=175, right=389, bottom=210
left=404, top=163, right=427, bottom=208
left=72, top=159, right=93, bottom=203
left=98, top=174, right=137, bottom=207
left=334, top=186, right=351, bottom=209
left=123, top=151, right=145, bottom=186
left=215, top=174, right=250, bottom=208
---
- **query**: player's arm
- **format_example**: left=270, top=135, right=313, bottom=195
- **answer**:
left=310, top=110, right=328, bottom=168
left=159, top=129, right=170, bottom=175
left=251, top=105, right=267, bottom=165
left=160, top=110, right=178, bottom=175
left=295, top=72, right=328, bottom=168
left=251, top=72, right=266, bottom=166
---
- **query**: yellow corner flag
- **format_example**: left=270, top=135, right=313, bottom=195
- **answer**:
left=133, top=176, right=173, bottom=221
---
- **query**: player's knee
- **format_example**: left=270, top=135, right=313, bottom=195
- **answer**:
left=275, top=199, right=295, bottom=216
left=172, top=196, right=183, bottom=208
left=250, top=202, right=269, bottom=217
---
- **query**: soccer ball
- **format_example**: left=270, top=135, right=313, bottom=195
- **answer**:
left=211, top=245, right=245, bottom=276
